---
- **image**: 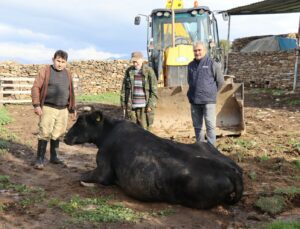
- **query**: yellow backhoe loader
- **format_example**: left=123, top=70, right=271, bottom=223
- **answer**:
left=134, top=0, right=245, bottom=138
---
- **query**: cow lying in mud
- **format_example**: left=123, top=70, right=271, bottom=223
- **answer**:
left=64, top=110, right=243, bottom=209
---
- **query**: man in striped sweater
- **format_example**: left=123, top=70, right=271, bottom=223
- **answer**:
left=121, top=51, right=158, bottom=130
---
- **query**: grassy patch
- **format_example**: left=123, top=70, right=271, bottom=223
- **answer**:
left=271, top=145, right=289, bottom=154
left=77, top=92, right=120, bottom=105
left=255, top=195, right=286, bottom=215
left=292, top=160, right=300, bottom=170
left=259, top=155, right=270, bottom=162
left=0, top=175, right=46, bottom=208
left=265, top=220, right=300, bottom=229
left=231, top=138, right=256, bottom=149
left=0, top=107, right=12, bottom=125
left=0, top=127, right=17, bottom=142
left=252, top=88, right=286, bottom=96
left=50, top=195, right=143, bottom=223
left=0, top=175, right=10, bottom=189
left=286, top=99, right=300, bottom=106
left=292, top=175, right=300, bottom=181
left=289, top=139, right=300, bottom=152
left=50, top=196, right=176, bottom=223
left=0, top=203, right=5, bottom=212
left=274, top=186, right=300, bottom=197
left=150, top=207, right=176, bottom=217
left=0, top=139, right=9, bottom=149
left=19, top=187, right=46, bottom=208
left=0, top=108, right=15, bottom=150
left=248, top=171, right=257, bottom=180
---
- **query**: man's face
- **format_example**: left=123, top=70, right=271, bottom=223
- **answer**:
left=52, top=56, right=67, bottom=71
left=193, top=44, right=206, bottom=60
left=132, top=58, right=143, bottom=70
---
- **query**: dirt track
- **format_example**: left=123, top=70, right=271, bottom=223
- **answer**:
left=0, top=88, right=299, bottom=228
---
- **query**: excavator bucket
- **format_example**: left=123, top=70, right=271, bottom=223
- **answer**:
left=151, top=86, right=193, bottom=138
left=216, top=75, right=245, bottom=136
left=151, top=75, right=245, bottom=138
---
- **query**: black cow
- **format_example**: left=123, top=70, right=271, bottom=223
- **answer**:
left=64, top=110, right=243, bottom=209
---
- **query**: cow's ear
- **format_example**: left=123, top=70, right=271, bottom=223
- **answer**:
left=94, top=111, right=103, bottom=123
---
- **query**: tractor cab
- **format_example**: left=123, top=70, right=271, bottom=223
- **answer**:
left=149, top=6, right=221, bottom=87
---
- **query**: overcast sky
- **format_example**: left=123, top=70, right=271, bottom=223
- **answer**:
left=0, top=0, right=298, bottom=63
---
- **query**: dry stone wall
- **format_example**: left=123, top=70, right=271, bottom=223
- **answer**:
left=227, top=50, right=297, bottom=89
left=0, top=60, right=130, bottom=95
left=0, top=51, right=298, bottom=92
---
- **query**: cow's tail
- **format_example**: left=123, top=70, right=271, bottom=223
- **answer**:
left=224, top=169, right=244, bottom=205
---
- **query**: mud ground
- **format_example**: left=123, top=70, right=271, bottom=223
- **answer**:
left=0, top=88, right=299, bottom=228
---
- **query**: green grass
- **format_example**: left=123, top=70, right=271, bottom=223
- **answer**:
left=255, top=195, right=286, bottom=214
left=0, top=175, right=9, bottom=184
left=274, top=186, right=300, bottom=196
left=50, top=195, right=143, bottom=223
left=248, top=171, right=257, bottom=180
left=77, top=92, right=120, bottom=105
left=49, top=195, right=176, bottom=223
left=0, top=107, right=14, bottom=153
left=231, top=138, right=256, bottom=149
left=292, top=160, right=300, bottom=170
left=19, top=187, right=46, bottom=208
left=265, top=220, right=300, bottom=229
left=259, top=155, right=270, bottom=162
left=0, top=175, right=46, bottom=208
left=286, top=99, right=300, bottom=106
left=252, top=88, right=286, bottom=96
left=0, top=107, right=12, bottom=125
left=150, top=207, right=176, bottom=217
left=289, top=140, right=300, bottom=152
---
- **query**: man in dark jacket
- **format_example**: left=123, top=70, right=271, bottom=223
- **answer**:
left=31, top=50, right=76, bottom=169
left=120, top=51, right=158, bottom=130
left=187, top=41, right=224, bottom=145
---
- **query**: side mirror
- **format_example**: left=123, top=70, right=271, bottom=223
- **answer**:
left=222, top=12, right=229, bottom=21
left=134, top=16, right=141, bottom=25
left=148, top=38, right=154, bottom=50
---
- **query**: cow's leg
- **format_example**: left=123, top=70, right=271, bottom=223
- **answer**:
left=81, top=150, right=114, bottom=185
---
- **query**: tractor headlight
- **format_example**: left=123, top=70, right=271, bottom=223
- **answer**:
left=164, top=12, right=170, bottom=17
left=199, top=9, right=205, bottom=15
left=156, top=12, right=163, bottom=17
left=191, top=10, right=198, bottom=16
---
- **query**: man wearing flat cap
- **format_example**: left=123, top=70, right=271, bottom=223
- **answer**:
left=121, top=51, right=158, bottom=130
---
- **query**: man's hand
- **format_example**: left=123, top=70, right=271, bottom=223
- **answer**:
left=34, top=106, right=43, bottom=116
left=146, top=107, right=152, bottom=112
left=71, top=111, right=77, bottom=120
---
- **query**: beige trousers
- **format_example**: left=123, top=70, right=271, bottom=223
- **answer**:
left=38, top=106, right=69, bottom=141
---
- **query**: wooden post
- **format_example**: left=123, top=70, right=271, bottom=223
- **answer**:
left=0, top=80, right=3, bottom=107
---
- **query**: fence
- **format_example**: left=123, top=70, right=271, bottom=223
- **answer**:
left=0, top=77, right=79, bottom=106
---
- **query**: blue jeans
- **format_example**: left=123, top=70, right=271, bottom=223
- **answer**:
left=190, top=103, right=216, bottom=145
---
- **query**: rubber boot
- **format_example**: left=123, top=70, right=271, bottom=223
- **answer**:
left=34, top=139, right=48, bottom=170
left=50, top=139, right=64, bottom=164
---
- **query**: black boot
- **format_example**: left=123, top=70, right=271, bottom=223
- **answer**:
left=50, top=139, right=64, bottom=164
left=34, top=139, right=48, bottom=170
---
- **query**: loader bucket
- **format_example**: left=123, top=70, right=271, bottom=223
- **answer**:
left=151, top=86, right=194, bottom=138
left=216, top=75, right=245, bottom=136
left=151, top=75, right=245, bottom=138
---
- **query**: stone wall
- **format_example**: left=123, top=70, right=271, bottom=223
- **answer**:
left=227, top=50, right=297, bottom=89
left=0, top=60, right=130, bottom=94
left=0, top=51, right=298, bottom=92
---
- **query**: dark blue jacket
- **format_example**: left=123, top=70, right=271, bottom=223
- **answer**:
left=187, top=55, right=224, bottom=104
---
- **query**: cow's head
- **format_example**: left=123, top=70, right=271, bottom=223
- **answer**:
left=64, top=110, right=104, bottom=145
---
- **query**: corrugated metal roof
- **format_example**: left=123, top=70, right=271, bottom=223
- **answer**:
left=223, top=0, right=300, bottom=16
